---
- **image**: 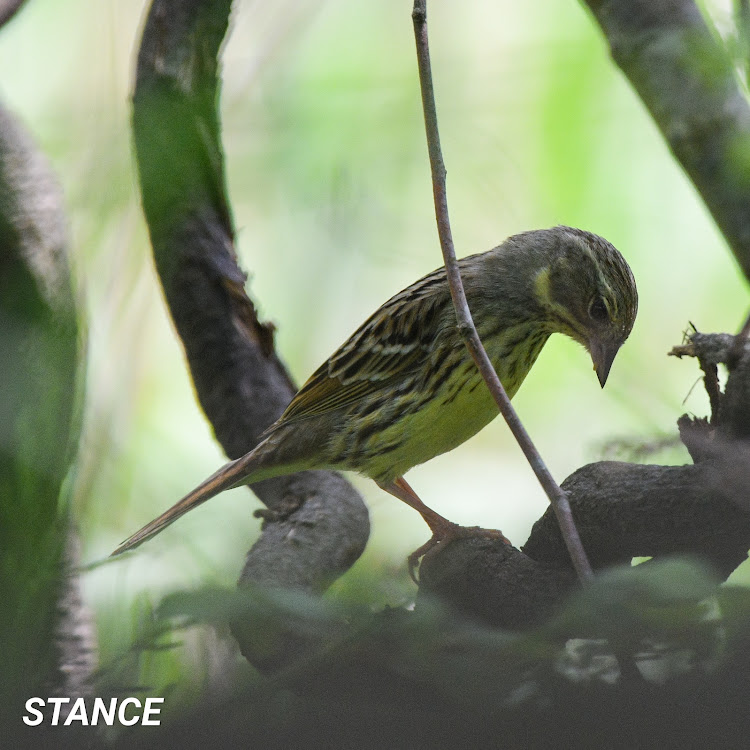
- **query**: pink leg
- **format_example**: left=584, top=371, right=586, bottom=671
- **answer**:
left=377, top=477, right=509, bottom=582
left=378, top=477, right=458, bottom=534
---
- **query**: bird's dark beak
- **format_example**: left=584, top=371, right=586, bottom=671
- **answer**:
left=589, top=337, right=621, bottom=388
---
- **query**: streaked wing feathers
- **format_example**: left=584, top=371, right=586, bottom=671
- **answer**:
left=278, top=268, right=451, bottom=424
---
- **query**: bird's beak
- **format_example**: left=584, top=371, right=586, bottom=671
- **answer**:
left=589, top=337, right=621, bottom=388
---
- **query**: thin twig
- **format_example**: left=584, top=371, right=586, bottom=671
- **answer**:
left=411, top=0, right=593, bottom=582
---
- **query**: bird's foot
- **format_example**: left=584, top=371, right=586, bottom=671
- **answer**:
left=253, top=492, right=306, bottom=525
left=407, top=523, right=509, bottom=584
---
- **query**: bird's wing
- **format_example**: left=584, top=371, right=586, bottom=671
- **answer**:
left=278, top=268, right=452, bottom=424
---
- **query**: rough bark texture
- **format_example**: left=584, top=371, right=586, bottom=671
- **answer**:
left=582, top=0, right=750, bottom=283
left=418, top=334, right=750, bottom=626
left=131, top=0, right=370, bottom=670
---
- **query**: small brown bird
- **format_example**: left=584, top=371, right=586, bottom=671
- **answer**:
left=112, top=226, right=637, bottom=572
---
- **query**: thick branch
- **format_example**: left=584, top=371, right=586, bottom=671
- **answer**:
left=583, top=0, right=750, bottom=285
left=132, top=0, right=369, bottom=665
left=419, top=333, right=750, bottom=626
left=419, top=460, right=750, bottom=627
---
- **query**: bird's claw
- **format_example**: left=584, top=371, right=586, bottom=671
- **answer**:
left=407, top=525, right=509, bottom=584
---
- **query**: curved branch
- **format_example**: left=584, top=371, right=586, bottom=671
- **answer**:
left=132, top=0, right=369, bottom=666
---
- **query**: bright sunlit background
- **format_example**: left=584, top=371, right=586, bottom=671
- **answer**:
left=1, top=0, right=746, bottom=705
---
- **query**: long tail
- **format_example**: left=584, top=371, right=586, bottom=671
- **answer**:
left=110, top=444, right=287, bottom=557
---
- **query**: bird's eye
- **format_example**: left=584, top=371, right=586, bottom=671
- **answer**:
left=589, top=297, right=608, bottom=322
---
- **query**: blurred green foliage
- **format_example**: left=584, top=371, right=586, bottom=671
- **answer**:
left=0, top=108, right=82, bottom=725
left=101, top=558, right=750, bottom=747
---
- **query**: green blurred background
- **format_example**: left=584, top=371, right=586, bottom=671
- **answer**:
left=1, top=0, right=746, bottom=708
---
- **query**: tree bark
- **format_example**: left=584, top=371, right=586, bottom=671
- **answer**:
left=132, top=0, right=370, bottom=670
left=582, top=0, right=750, bottom=284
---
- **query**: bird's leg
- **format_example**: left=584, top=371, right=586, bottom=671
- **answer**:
left=377, top=477, right=509, bottom=583
left=379, top=477, right=458, bottom=536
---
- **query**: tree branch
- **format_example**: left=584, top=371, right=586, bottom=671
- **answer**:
left=132, top=0, right=369, bottom=669
left=419, top=332, right=750, bottom=626
left=582, top=0, right=750, bottom=286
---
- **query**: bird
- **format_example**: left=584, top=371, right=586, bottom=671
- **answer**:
left=112, top=226, right=638, bottom=576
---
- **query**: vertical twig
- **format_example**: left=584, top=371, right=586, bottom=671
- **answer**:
left=411, top=0, right=593, bottom=582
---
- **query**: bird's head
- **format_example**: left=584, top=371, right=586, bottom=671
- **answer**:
left=534, top=226, right=638, bottom=387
